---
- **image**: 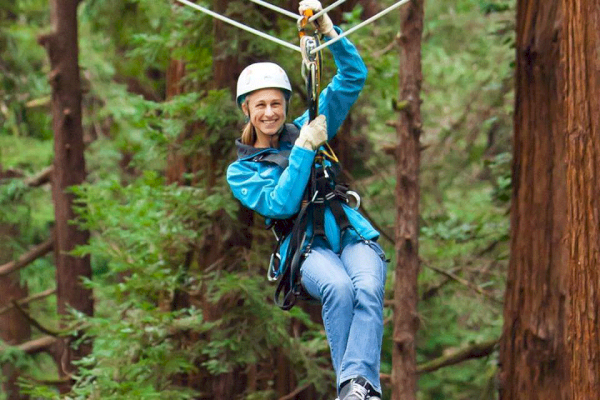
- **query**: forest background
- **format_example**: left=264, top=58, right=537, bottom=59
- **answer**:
left=0, top=0, right=515, bottom=399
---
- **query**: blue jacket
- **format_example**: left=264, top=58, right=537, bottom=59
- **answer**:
left=227, top=29, right=379, bottom=275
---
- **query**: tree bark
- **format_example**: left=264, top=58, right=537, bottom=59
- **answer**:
left=39, top=0, right=93, bottom=383
left=499, top=1, right=570, bottom=399
left=164, top=1, right=255, bottom=397
left=0, top=167, right=30, bottom=400
left=391, top=1, right=424, bottom=400
left=0, top=224, right=30, bottom=400
left=563, top=0, right=600, bottom=397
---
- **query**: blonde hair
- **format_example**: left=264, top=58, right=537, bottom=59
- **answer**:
left=241, top=121, right=256, bottom=145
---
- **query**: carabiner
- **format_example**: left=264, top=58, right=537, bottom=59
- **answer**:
left=298, top=10, right=322, bottom=122
left=268, top=253, right=281, bottom=281
left=346, top=190, right=361, bottom=210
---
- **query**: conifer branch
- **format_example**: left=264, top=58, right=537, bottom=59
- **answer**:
left=0, top=287, right=56, bottom=316
left=423, top=264, right=503, bottom=305
left=416, top=338, right=498, bottom=373
left=20, top=336, right=57, bottom=354
left=0, top=336, right=57, bottom=355
left=10, top=300, right=89, bottom=338
left=379, top=338, right=498, bottom=380
left=11, top=300, right=63, bottom=337
left=0, top=238, right=54, bottom=277
left=24, top=166, right=53, bottom=187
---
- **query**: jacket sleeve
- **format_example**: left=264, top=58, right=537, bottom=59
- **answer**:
left=227, top=146, right=316, bottom=219
left=294, top=26, right=368, bottom=140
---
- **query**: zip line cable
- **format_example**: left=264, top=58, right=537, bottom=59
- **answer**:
left=248, top=0, right=347, bottom=23
left=309, top=0, right=347, bottom=22
left=310, top=0, right=411, bottom=53
left=249, top=0, right=301, bottom=20
left=175, top=0, right=301, bottom=53
left=175, top=0, right=410, bottom=54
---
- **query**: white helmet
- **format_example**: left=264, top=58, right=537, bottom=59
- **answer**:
left=236, top=62, right=292, bottom=108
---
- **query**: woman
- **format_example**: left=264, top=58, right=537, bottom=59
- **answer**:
left=227, top=1, right=386, bottom=399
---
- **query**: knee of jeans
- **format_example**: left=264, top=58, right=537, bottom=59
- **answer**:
left=354, top=276, right=385, bottom=305
left=322, top=278, right=354, bottom=307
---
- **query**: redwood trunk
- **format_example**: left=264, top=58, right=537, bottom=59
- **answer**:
left=165, top=1, right=253, bottom=397
left=0, top=223, right=30, bottom=400
left=499, top=1, right=570, bottom=399
left=40, top=0, right=93, bottom=380
left=563, top=0, right=600, bottom=397
left=391, top=1, right=424, bottom=400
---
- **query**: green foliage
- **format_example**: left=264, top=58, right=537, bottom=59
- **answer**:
left=0, top=342, right=30, bottom=370
left=1, top=0, right=515, bottom=398
left=0, top=0, right=52, bottom=139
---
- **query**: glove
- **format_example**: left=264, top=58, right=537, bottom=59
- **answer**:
left=299, top=0, right=336, bottom=37
left=295, top=115, right=328, bottom=150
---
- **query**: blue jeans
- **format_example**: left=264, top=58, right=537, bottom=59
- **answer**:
left=300, top=239, right=387, bottom=394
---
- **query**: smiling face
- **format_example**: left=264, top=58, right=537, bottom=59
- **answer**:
left=242, top=88, right=286, bottom=147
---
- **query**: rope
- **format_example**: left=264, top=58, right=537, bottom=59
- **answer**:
left=175, top=0, right=301, bottom=53
left=310, top=0, right=411, bottom=54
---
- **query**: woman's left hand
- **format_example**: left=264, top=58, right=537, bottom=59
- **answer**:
left=295, top=115, right=328, bottom=150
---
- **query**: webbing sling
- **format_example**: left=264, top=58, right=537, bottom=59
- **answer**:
left=273, top=194, right=311, bottom=310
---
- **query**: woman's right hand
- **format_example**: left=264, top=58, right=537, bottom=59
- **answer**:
left=295, top=115, right=328, bottom=150
left=299, top=0, right=335, bottom=37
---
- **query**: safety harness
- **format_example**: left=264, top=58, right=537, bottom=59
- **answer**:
left=269, top=148, right=362, bottom=310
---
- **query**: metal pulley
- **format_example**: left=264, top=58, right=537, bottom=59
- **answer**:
left=298, top=10, right=322, bottom=122
left=300, top=36, right=322, bottom=121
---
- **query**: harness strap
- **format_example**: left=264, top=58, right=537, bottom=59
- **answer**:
left=312, top=173, right=330, bottom=239
left=273, top=198, right=311, bottom=310
left=329, top=193, right=353, bottom=235
left=263, top=150, right=361, bottom=311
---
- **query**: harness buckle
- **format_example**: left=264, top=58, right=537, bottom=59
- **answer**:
left=346, top=190, right=361, bottom=210
left=310, top=190, right=319, bottom=203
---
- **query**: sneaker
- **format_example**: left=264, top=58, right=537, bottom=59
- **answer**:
left=339, top=377, right=370, bottom=400
left=368, top=395, right=382, bottom=400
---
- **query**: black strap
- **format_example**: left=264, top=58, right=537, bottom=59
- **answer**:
left=312, top=174, right=329, bottom=239
left=273, top=198, right=312, bottom=310
left=271, top=156, right=360, bottom=311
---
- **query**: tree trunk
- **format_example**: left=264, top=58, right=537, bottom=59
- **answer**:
left=0, top=222, right=30, bottom=400
left=391, top=1, right=424, bottom=400
left=39, top=0, right=93, bottom=383
left=207, top=2, right=253, bottom=398
left=563, top=0, right=600, bottom=397
left=165, top=1, right=254, bottom=397
left=498, top=2, right=570, bottom=399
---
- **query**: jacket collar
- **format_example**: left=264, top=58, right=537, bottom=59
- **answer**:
left=235, top=123, right=300, bottom=160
